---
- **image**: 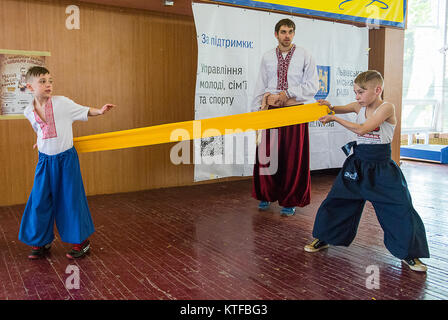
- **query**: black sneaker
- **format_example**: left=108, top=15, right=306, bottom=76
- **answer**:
left=66, top=240, right=91, bottom=259
left=402, top=258, right=427, bottom=272
left=28, top=243, right=52, bottom=259
left=304, top=238, right=329, bottom=253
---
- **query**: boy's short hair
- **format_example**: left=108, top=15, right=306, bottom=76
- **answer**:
left=354, top=70, right=384, bottom=89
left=26, top=66, right=50, bottom=83
left=275, top=19, right=295, bottom=34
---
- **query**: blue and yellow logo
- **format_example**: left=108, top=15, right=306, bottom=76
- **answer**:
left=211, top=0, right=406, bottom=28
left=315, top=65, right=330, bottom=100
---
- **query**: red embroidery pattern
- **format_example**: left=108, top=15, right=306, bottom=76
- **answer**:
left=276, top=44, right=296, bottom=91
left=34, top=99, right=58, bottom=139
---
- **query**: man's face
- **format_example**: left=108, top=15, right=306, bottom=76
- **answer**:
left=275, top=25, right=295, bottom=48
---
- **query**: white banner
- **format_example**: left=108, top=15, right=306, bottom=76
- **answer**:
left=192, top=2, right=369, bottom=181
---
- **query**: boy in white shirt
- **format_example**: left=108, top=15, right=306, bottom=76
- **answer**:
left=19, top=66, right=115, bottom=259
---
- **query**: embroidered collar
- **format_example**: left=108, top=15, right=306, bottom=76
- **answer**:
left=33, top=98, right=58, bottom=139
left=276, top=44, right=296, bottom=90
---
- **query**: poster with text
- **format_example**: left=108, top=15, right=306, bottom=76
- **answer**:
left=0, top=51, right=47, bottom=117
left=192, top=2, right=369, bottom=181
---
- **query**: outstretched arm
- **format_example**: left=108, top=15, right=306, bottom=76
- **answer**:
left=317, top=100, right=359, bottom=114
left=319, top=102, right=395, bottom=136
left=88, top=104, right=115, bottom=116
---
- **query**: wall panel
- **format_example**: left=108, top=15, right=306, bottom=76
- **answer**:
left=369, top=27, right=405, bottom=163
left=0, top=0, right=198, bottom=206
left=0, top=0, right=405, bottom=206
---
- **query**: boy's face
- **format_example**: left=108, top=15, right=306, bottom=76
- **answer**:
left=354, top=82, right=382, bottom=106
left=275, top=25, right=295, bottom=48
left=27, top=73, right=53, bottom=100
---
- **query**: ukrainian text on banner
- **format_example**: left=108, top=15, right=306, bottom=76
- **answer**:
left=192, top=2, right=368, bottom=182
left=0, top=49, right=50, bottom=119
left=211, top=0, right=406, bottom=28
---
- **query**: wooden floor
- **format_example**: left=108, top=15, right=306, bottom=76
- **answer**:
left=0, top=160, right=447, bottom=300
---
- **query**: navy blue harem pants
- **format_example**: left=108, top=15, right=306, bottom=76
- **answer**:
left=312, top=143, right=429, bottom=260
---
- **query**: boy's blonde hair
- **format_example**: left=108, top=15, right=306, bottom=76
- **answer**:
left=26, top=66, right=50, bottom=83
left=354, top=70, right=384, bottom=90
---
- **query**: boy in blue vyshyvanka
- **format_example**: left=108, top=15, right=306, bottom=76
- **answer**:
left=19, top=66, right=115, bottom=260
left=304, top=70, right=430, bottom=272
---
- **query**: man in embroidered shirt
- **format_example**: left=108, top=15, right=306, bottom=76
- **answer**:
left=19, top=66, right=115, bottom=260
left=252, top=18, right=319, bottom=216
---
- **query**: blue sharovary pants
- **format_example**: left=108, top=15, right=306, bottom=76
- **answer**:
left=19, top=147, right=94, bottom=246
left=312, top=143, right=430, bottom=260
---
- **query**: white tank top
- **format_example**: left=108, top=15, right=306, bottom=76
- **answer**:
left=355, top=102, right=396, bottom=145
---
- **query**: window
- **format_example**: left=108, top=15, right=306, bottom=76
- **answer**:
left=402, top=0, right=447, bottom=136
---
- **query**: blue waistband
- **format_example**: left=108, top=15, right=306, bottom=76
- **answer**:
left=342, top=141, right=391, bottom=161
left=353, top=143, right=391, bottom=161
left=38, top=146, right=77, bottom=160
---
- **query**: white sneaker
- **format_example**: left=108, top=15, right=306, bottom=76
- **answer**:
left=402, top=258, right=427, bottom=272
